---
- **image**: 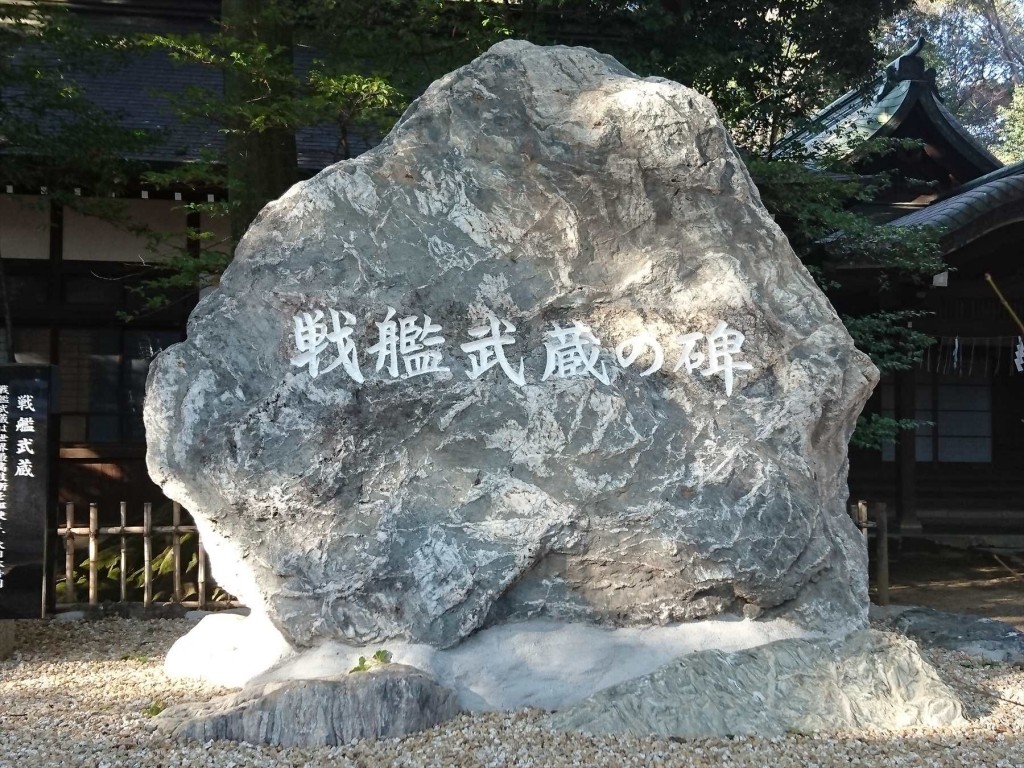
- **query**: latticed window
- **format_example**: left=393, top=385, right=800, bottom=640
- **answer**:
left=0, top=327, right=180, bottom=443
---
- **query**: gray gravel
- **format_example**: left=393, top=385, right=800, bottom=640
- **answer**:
left=1, top=617, right=1023, bottom=767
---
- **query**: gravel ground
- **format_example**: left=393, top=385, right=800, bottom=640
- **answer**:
left=1, top=617, right=1023, bottom=768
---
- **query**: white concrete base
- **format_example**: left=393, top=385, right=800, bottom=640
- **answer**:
left=165, top=612, right=295, bottom=688
left=167, top=614, right=817, bottom=710
left=241, top=618, right=815, bottom=711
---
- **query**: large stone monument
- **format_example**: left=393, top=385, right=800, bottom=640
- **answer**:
left=147, top=41, right=958, bottom=743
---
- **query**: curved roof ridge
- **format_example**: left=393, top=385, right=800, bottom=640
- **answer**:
left=771, top=37, right=1000, bottom=179
left=771, top=38, right=926, bottom=158
left=887, top=173, right=1024, bottom=248
left=933, top=158, right=1024, bottom=202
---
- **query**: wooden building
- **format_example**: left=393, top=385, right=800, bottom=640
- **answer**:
left=777, top=40, right=1024, bottom=534
left=1, top=0, right=369, bottom=515
left=6, top=14, right=1022, bottom=535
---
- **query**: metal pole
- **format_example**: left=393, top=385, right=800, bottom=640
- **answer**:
left=985, top=273, right=1024, bottom=335
left=143, top=502, right=153, bottom=608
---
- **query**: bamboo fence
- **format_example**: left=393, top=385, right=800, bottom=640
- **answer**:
left=56, top=500, right=237, bottom=610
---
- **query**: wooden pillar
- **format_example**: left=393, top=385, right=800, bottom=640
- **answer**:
left=894, top=369, right=922, bottom=534
left=47, top=199, right=63, bottom=306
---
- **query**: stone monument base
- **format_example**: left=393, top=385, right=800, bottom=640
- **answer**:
left=165, top=613, right=815, bottom=710
left=543, top=630, right=963, bottom=737
left=160, top=619, right=963, bottom=744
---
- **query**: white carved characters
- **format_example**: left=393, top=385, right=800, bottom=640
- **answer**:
left=288, top=307, right=752, bottom=396
left=368, top=308, right=449, bottom=379
left=702, top=320, right=753, bottom=397
left=461, top=315, right=526, bottom=386
left=615, top=331, right=664, bottom=377
left=290, top=309, right=364, bottom=382
left=542, top=321, right=609, bottom=385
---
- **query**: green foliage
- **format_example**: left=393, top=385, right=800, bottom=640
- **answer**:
left=747, top=148, right=945, bottom=290
left=850, top=412, right=927, bottom=450
left=998, top=87, right=1024, bottom=162
left=121, top=0, right=438, bottom=313
left=350, top=648, right=393, bottom=673
left=143, top=701, right=166, bottom=717
left=0, top=4, right=155, bottom=204
left=842, top=311, right=937, bottom=373
left=56, top=506, right=234, bottom=605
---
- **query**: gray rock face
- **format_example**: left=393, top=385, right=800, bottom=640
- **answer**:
left=145, top=40, right=877, bottom=649
left=157, top=665, right=461, bottom=746
left=543, top=630, right=963, bottom=737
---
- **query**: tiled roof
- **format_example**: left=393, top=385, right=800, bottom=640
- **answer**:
left=772, top=38, right=999, bottom=175
left=932, top=158, right=1024, bottom=202
left=887, top=165, right=1024, bottom=244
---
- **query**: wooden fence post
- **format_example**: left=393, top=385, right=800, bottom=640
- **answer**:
left=63, top=503, right=76, bottom=604
left=197, top=537, right=207, bottom=610
left=88, top=503, right=98, bottom=606
left=875, top=501, right=890, bottom=606
left=119, top=502, right=128, bottom=603
left=172, top=501, right=182, bottom=604
left=143, top=502, right=153, bottom=608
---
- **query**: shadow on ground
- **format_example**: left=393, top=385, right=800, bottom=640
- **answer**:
left=874, top=540, right=1024, bottom=632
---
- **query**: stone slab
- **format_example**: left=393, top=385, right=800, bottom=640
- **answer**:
left=157, top=665, right=461, bottom=746
left=542, top=629, right=963, bottom=737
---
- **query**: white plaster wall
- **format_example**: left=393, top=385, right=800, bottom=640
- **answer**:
left=0, top=195, right=50, bottom=260
left=63, top=197, right=188, bottom=262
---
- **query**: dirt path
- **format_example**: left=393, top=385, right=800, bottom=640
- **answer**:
left=877, top=542, right=1024, bottom=631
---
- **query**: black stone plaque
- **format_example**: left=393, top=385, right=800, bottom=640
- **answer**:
left=0, top=365, right=56, bottom=619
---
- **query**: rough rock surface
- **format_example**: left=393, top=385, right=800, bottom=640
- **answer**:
left=157, top=665, right=461, bottom=746
left=880, top=606, right=1024, bottom=665
left=543, top=630, right=963, bottom=737
left=0, top=620, right=14, bottom=659
left=145, top=40, right=877, bottom=649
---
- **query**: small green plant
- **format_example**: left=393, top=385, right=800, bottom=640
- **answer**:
left=120, top=653, right=150, bottom=663
left=350, top=648, right=392, bottom=673
left=143, top=700, right=166, bottom=717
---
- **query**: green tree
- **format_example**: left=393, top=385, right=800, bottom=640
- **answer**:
left=476, top=1, right=915, bottom=151
left=747, top=145, right=944, bottom=447
left=130, top=0, right=485, bottom=310
left=878, top=0, right=1019, bottom=148
left=0, top=3, right=154, bottom=357
left=998, top=85, right=1024, bottom=157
